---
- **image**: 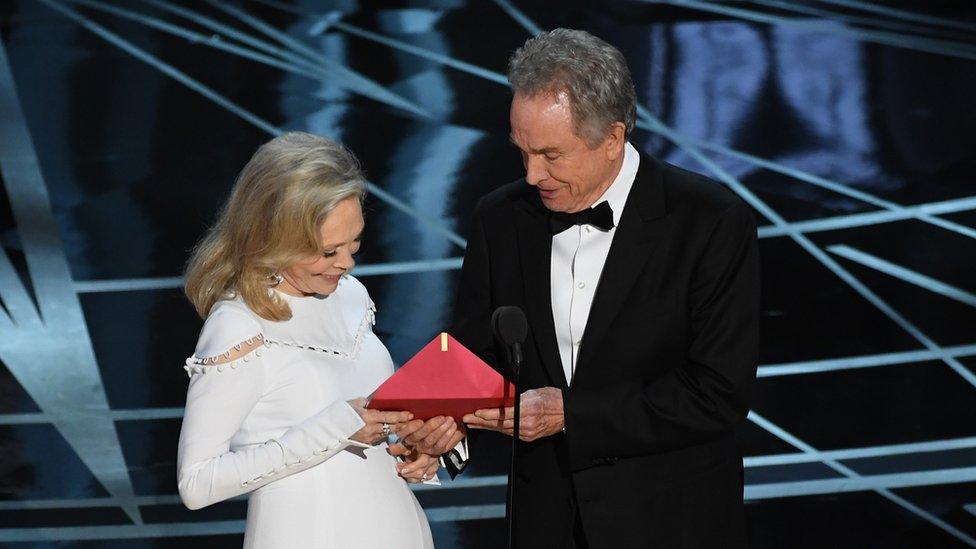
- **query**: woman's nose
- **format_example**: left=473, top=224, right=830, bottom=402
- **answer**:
left=336, top=248, right=355, bottom=271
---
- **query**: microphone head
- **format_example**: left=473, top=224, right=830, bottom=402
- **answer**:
left=491, top=306, right=528, bottom=345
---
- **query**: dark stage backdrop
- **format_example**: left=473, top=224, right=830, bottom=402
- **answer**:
left=0, top=0, right=975, bottom=547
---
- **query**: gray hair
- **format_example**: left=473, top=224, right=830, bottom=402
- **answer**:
left=508, top=28, right=637, bottom=146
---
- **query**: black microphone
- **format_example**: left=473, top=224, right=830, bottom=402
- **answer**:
left=491, top=306, right=527, bottom=549
left=491, top=306, right=528, bottom=375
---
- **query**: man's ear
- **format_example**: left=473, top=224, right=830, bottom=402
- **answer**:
left=604, top=122, right=627, bottom=161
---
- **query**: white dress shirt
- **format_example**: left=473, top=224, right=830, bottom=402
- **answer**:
left=551, top=142, right=640, bottom=384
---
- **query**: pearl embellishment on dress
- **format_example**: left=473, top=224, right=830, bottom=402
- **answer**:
left=182, top=304, right=377, bottom=378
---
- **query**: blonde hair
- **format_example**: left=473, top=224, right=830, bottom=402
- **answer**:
left=184, top=132, right=366, bottom=321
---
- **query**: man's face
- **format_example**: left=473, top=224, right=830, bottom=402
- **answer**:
left=509, top=92, right=621, bottom=213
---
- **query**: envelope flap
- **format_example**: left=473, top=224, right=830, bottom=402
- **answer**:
left=372, top=333, right=510, bottom=400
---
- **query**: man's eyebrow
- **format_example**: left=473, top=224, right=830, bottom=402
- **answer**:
left=508, top=136, right=558, bottom=154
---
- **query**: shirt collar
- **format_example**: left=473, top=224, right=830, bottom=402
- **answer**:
left=591, top=141, right=640, bottom=228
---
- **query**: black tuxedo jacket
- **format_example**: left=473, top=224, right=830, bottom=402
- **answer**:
left=450, top=153, right=760, bottom=548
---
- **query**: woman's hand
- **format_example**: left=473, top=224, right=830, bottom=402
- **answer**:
left=393, top=450, right=440, bottom=484
left=347, top=398, right=413, bottom=445
left=393, top=416, right=466, bottom=456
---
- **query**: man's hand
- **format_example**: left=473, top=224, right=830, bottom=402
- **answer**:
left=463, top=387, right=564, bottom=442
left=392, top=416, right=465, bottom=456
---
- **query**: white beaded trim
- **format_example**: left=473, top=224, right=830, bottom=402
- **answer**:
left=190, top=334, right=266, bottom=365
left=183, top=303, right=376, bottom=377
left=240, top=440, right=342, bottom=486
left=263, top=301, right=375, bottom=361
left=184, top=335, right=269, bottom=377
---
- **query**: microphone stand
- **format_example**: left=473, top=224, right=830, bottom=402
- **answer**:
left=507, top=343, right=522, bottom=549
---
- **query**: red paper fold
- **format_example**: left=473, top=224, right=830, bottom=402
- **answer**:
left=368, top=333, right=514, bottom=421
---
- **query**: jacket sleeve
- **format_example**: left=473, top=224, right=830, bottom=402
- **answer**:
left=450, top=201, right=502, bottom=374
left=176, top=307, right=366, bottom=510
left=563, top=201, right=760, bottom=470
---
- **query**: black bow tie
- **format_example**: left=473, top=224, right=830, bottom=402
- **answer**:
left=548, top=201, right=615, bottom=234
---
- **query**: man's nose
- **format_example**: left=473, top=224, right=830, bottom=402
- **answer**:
left=524, top=155, right=548, bottom=186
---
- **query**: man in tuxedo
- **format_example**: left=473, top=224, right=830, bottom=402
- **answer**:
left=452, top=29, right=759, bottom=547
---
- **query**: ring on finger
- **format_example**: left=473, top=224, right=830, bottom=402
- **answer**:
left=381, top=423, right=391, bottom=437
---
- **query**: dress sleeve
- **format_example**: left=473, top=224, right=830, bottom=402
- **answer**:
left=176, top=304, right=367, bottom=510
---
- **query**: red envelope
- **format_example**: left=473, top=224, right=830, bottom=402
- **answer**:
left=368, top=333, right=515, bottom=421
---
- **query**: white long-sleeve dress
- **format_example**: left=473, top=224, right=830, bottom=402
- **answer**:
left=176, top=276, right=433, bottom=548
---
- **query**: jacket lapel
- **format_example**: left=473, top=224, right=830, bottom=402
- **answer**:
left=574, top=156, right=668, bottom=379
left=516, top=192, right=568, bottom=389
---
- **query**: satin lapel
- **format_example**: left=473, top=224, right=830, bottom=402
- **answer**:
left=575, top=157, right=668, bottom=378
left=516, top=197, right=568, bottom=389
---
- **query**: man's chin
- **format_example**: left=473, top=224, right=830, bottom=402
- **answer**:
left=538, top=194, right=567, bottom=212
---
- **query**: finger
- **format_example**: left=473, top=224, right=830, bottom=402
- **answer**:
left=466, top=423, right=513, bottom=436
left=492, top=418, right=515, bottom=430
left=461, top=417, right=491, bottom=429
left=406, top=416, right=447, bottom=444
left=421, top=418, right=452, bottom=443
left=432, top=422, right=456, bottom=449
left=444, top=430, right=464, bottom=451
left=474, top=407, right=510, bottom=421
left=423, top=418, right=454, bottom=444
left=387, top=443, right=411, bottom=456
left=348, top=397, right=367, bottom=408
left=465, top=416, right=513, bottom=430
left=397, top=462, right=413, bottom=478
left=405, top=417, right=439, bottom=442
left=430, top=424, right=458, bottom=453
left=400, top=458, right=428, bottom=477
left=474, top=408, right=504, bottom=419
left=373, top=410, right=413, bottom=424
left=375, top=425, right=395, bottom=444
left=395, top=419, right=425, bottom=438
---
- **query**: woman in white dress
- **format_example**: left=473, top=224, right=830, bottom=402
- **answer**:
left=177, top=132, right=460, bottom=547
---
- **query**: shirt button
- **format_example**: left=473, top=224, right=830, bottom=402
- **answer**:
left=577, top=282, right=586, bottom=289
left=575, top=340, right=581, bottom=346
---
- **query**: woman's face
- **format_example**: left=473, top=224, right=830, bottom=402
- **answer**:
left=278, top=196, right=363, bottom=297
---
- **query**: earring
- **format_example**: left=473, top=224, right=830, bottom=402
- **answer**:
left=269, top=273, right=284, bottom=287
